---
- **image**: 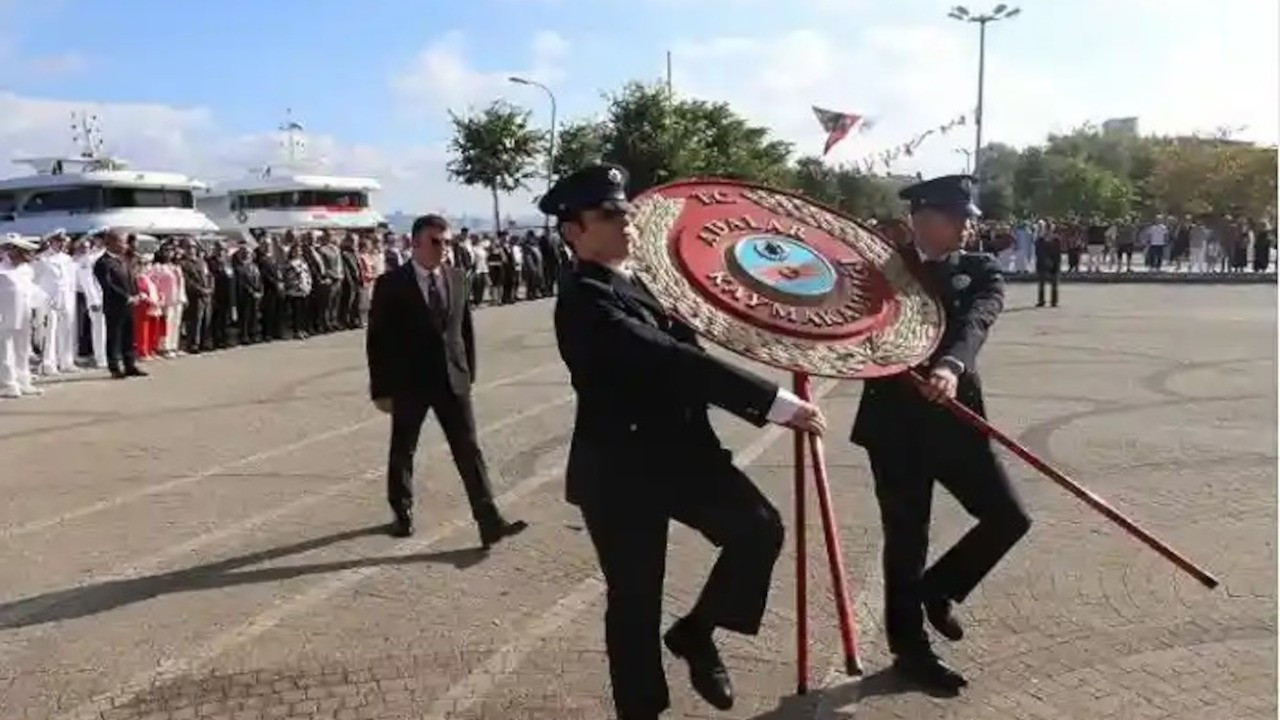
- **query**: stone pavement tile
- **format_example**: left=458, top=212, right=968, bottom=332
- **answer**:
left=4, top=288, right=1276, bottom=720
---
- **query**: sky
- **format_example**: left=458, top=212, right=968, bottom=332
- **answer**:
left=0, top=0, right=1276, bottom=220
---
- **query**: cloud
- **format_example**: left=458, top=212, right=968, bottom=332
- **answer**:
left=0, top=92, right=497, bottom=220
left=390, top=30, right=568, bottom=117
left=23, top=51, right=87, bottom=77
left=0, top=27, right=573, bottom=222
left=670, top=23, right=1067, bottom=177
left=668, top=9, right=1277, bottom=179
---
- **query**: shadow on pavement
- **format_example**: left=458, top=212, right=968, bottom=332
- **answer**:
left=744, top=667, right=950, bottom=719
left=0, top=525, right=488, bottom=630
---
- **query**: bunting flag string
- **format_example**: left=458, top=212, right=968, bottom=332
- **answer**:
left=832, top=112, right=970, bottom=174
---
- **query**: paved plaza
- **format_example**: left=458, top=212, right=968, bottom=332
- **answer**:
left=0, top=283, right=1274, bottom=720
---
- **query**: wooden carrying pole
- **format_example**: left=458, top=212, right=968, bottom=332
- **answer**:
left=906, top=372, right=1220, bottom=590
left=792, top=373, right=863, bottom=695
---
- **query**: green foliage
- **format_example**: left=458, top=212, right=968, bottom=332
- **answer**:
left=446, top=100, right=546, bottom=229
left=550, top=81, right=796, bottom=196
left=788, top=156, right=906, bottom=219
left=551, top=120, right=607, bottom=178
left=977, top=128, right=1277, bottom=222
left=461, top=80, right=1277, bottom=226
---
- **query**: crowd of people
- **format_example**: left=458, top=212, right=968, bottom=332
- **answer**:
left=0, top=224, right=569, bottom=399
left=2, top=208, right=1268, bottom=398
left=974, top=214, right=1276, bottom=274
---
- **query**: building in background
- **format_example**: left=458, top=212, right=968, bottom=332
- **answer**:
left=1102, top=117, right=1140, bottom=137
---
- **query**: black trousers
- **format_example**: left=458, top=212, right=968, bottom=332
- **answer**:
left=76, top=292, right=92, bottom=357
left=340, top=280, right=360, bottom=327
left=580, top=456, right=784, bottom=717
left=867, top=437, right=1030, bottom=656
left=287, top=296, right=309, bottom=336
left=210, top=295, right=233, bottom=348
left=325, top=279, right=343, bottom=329
left=260, top=290, right=283, bottom=340
left=311, top=283, right=332, bottom=332
left=183, top=296, right=211, bottom=352
left=102, top=301, right=137, bottom=372
left=501, top=270, right=517, bottom=304
left=1036, top=269, right=1059, bottom=306
left=237, top=296, right=261, bottom=343
left=386, top=389, right=501, bottom=526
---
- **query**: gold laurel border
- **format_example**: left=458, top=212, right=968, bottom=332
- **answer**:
left=630, top=188, right=944, bottom=378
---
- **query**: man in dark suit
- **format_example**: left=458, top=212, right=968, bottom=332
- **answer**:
left=91, top=230, right=147, bottom=379
left=851, top=175, right=1031, bottom=695
left=365, top=214, right=527, bottom=548
left=1035, top=224, right=1062, bottom=308
left=546, top=164, right=826, bottom=720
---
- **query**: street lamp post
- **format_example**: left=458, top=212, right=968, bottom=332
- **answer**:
left=947, top=4, right=1021, bottom=182
left=509, top=76, right=558, bottom=235
left=955, top=147, right=973, bottom=174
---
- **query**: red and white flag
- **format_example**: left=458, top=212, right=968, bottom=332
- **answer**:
left=812, top=106, right=868, bottom=155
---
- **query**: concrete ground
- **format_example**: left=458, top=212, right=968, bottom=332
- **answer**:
left=0, top=283, right=1274, bottom=720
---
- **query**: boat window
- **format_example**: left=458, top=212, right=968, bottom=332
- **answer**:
left=104, top=187, right=196, bottom=209
left=240, top=190, right=369, bottom=209
left=23, top=186, right=103, bottom=213
left=0, top=193, right=16, bottom=214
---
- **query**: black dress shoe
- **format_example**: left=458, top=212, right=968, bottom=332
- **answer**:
left=891, top=652, right=967, bottom=696
left=479, top=519, right=528, bottom=549
left=924, top=598, right=964, bottom=641
left=663, top=619, right=733, bottom=710
left=389, top=510, right=414, bottom=537
left=109, top=369, right=126, bottom=379
left=124, top=367, right=149, bottom=378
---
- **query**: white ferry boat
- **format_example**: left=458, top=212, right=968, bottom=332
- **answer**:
left=0, top=113, right=221, bottom=239
left=197, top=115, right=384, bottom=240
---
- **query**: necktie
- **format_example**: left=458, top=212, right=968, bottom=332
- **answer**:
left=427, top=270, right=445, bottom=320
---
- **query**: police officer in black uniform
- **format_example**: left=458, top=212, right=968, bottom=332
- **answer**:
left=851, top=175, right=1032, bottom=695
left=544, top=164, right=826, bottom=720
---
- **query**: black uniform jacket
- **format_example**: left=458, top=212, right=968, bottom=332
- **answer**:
left=1035, top=235, right=1063, bottom=273
left=366, top=262, right=476, bottom=400
left=851, top=251, right=1004, bottom=450
left=554, top=260, right=777, bottom=506
left=92, top=253, right=135, bottom=309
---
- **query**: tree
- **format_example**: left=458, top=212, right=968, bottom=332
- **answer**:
left=787, top=156, right=905, bottom=220
left=674, top=99, right=793, bottom=187
left=1145, top=138, right=1277, bottom=220
left=974, top=142, right=1020, bottom=220
left=554, top=81, right=794, bottom=196
left=552, top=119, right=607, bottom=178
left=446, top=100, right=546, bottom=231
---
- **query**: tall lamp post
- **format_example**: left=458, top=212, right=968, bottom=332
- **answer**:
left=955, top=147, right=973, bottom=174
left=509, top=76, right=557, bottom=235
left=947, top=4, right=1020, bottom=183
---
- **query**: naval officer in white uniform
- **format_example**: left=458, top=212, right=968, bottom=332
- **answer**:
left=0, top=234, right=46, bottom=398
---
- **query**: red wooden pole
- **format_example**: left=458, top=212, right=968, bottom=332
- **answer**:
left=797, top=373, right=862, bottom=677
left=792, top=372, right=809, bottom=695
left=906, top=372, right=1219, bottom=589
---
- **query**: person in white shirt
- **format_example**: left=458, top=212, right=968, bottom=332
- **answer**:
left=1139, top=219, right=1168, bottom=271
left=73, top=232, right=109, bottom=368
left=0, top=234, right=47, bottom=398
left=1188, top=219, right=1212, bottom=273
left=32, top=230, right=81, bottom=375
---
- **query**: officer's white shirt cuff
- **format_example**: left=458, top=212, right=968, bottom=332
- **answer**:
left=767, top=387, right=804, bottom=424
left=937, top=355, right=965, bottom=374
